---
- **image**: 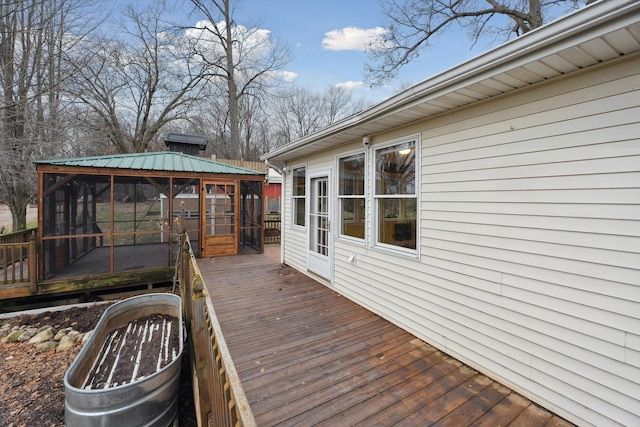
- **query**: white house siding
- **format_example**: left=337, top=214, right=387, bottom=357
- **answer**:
left=328, top=55, right=639, bottom=427
left=281, top=163, right=307, bottom=273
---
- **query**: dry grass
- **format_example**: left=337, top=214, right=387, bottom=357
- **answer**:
left=0, top=205, right=37, bottom=235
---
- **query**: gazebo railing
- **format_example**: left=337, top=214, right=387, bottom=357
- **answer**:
left=0, top=228, right=35, bottom=246
left=178, top=231, right=256, bottom=427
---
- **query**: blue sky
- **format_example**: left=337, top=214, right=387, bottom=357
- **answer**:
left=226, top=0, right=490, bottom=102
left=112, top=0, right=582, bottom=104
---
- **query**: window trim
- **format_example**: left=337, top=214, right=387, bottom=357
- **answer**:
left=336, top=149, right=367, bottom=244
left=290, top=164, right=307, bottom=229
left=371, top=134, right=420, bottom=257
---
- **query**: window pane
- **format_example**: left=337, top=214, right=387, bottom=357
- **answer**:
left=341, top=198, right=365, bottom=239
left=316, top=179, right=328, bottom=214
left=293, top=167, right=305, bottom=196
left=339, top=153, right=365, bottom=196
left=294, top=197, right=305, bottom=226
left=338, top=153, right=366, bottom=240
left=375, top=140, right=418, bottom=251
left=375, top=141, right=415, bottom=195
left=378, top=199, right=416, bottom=249
left=292, top=167, right=306, bottom=226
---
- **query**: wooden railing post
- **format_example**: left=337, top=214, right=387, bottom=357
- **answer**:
left=192, top=299, right=213, bottom=423
left=29, top=233, right=37, bottom=293
left=1, top=245, right=6, bottom=283
left=181, top=232, right=192, bottom=324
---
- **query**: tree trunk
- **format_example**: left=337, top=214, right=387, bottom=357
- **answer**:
left=529, top=0, right=543, bottom=29
left=10, top=207, right=27, bottom=232
left=224, top=0, right=241, bottom=160
left=10, top=183, right=28, bottom=231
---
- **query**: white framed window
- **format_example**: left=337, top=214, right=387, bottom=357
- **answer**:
left=374, top=137, right=418, bottom=251
left=338, top=152, right=366, bottom=240
left=292, top=166, right=306, bottom=227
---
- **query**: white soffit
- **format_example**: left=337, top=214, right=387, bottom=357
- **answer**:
left=262, top=0, right=640, bottom=163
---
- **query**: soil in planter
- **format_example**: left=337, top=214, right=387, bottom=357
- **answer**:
left=83, top=313, right=180, bottom=389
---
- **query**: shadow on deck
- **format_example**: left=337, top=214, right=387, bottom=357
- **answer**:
left=196, top=245, right=574, bottom=426
left=50, top=244, right=171, bottom=280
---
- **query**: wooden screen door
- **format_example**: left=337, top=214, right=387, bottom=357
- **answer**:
left=201, top=181, right=238, bottom=257
left=307, top=173, right=331, bottom=279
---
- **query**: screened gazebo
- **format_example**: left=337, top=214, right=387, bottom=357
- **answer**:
left=34, top=151, right=265, bottom=282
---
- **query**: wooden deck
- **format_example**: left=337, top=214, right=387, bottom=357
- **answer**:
left=197, top=246, right=574, bottom=427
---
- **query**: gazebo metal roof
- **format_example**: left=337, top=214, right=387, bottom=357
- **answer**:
left=34, top=151, right=263, bottom=175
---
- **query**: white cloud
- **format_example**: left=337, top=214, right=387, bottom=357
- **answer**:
left=186, top=20, right=275, bottom=60
left=322, top=26, right=387, bottom=51
left=335, top=80, right=365, bottom=91
left=279, top=71, right=298, bottom=82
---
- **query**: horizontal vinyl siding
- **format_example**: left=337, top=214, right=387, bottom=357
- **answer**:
left=417, top=59, right=640, bottom=426
left=282, top=168, right=307, bottom=272
left=332, top=56, right=640, bottom=427
left=283, top=228, right=306, bottom=273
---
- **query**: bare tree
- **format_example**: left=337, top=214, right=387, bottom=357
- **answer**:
left=366, top=0, right=587, bottom=86
left=321, top=85, right=370, bottom=126
left=187, top=82, right=287, bottom=161
left=270, top=85, right=371, bottom=148
left=272, top=87, right=323, bottom=143
left=192, top=84, right=235, bottom=159
left=67, top=2, right=208, bottom=153
left=186, top=0, right=291, bottom=159
left=248, top=113, right=276, bottom=159
left=0, top=0, right=92, bottom=231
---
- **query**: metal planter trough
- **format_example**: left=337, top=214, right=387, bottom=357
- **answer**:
left=64, top=293, right=183, bottom=427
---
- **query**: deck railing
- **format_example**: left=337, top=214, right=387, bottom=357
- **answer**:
left=0, top=228, right=36, bottom=245
left=264, top=218, right=281, bottom=244
left=178, top=232, right=256, bottom=427
left=0, top=230, right=36, bottom=290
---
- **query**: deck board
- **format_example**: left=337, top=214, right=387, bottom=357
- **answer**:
left=197, top=245, right=574, bottom=426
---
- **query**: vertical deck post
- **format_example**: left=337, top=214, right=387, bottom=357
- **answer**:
left=29, top=233, right=37, bottom=293
left=181, top=232, right=192, bottom=324
left=1, top=246, right=6, bottom=283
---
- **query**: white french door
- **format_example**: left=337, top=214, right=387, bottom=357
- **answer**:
left=307, top=172, right=332, bottom=280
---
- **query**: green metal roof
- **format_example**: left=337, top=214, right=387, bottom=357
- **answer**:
left=34, top=151, right=263, bottom=175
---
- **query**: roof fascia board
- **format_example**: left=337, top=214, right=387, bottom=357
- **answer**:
left=386, top=0, right=640, bottom=110
left=262, top=0, right=640, bottom=162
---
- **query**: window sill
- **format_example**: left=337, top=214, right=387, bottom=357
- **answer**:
left=373, top=242, right=419, bottom=259
left=337, top=235, right=366, bottom=246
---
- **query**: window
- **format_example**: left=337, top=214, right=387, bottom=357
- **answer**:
left=338, top=153, right=365, bottom=239
left=292, top=166, right=306, bottom=227
left=374, top=139, right=417, bottom=250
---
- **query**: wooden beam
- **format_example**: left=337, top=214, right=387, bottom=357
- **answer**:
left=0, top=267, right=173, bottom=300
left=110, top=175, right=115, bottom=273
left=42, top=174, right=76, bottom=198
left=145, top=177, right=170, bottom=198
left=95, top=183, right=111, bottom=198
left=172, top=179, right=197, bottom=197
left=29, top=234, right=37, bottom=293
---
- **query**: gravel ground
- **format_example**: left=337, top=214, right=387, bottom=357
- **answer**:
left=0, top=304, right=196, bottom=427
